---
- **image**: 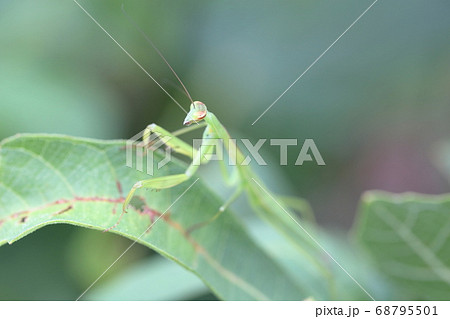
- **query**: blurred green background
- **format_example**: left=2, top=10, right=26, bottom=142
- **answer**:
left=0, top=0, right=449, bottom=300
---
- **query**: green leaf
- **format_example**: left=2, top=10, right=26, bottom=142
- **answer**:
left=434, top=142, right=450, bottom=183
left=0, top=134, right=307, bottom=300
left=354, top=191, right=450, bottom=300
left=248, top=218, right=391, bottom=300
left=86, top=256, right=209, bottom=301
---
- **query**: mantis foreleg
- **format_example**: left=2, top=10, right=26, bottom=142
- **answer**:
left=122, top=124, right=216, bottom=214
left=143, top=123, right=196, bottom=158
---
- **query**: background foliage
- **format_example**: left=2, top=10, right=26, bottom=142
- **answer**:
left=0, top=0, right=449, bottom=300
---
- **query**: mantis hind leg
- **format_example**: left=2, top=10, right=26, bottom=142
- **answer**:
left=277, top=195, right=316, bottom=223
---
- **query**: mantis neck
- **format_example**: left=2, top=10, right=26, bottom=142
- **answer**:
left=204, top=112, right=247, bottom=167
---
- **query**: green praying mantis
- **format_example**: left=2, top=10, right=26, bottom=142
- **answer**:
left=62, top=3, right=337, bottom=294
left=102, top=6, right=329, bottom=276
left=122, top=100, right=311, bottom=233
left=122, top=98, right=318, bottom=242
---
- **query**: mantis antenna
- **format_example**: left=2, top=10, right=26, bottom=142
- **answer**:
left=121, top=4, right=194, bottom=104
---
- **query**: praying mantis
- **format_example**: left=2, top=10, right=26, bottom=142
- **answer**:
left=122, top=99, right=317, bottom=242
left=93, top=5, right=329, bottom=274
left=109, top=13, right=320, bottom=257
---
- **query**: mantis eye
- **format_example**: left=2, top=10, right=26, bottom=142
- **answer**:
left=194, top=110, right=207, bottom=119
left=192, top=101, right=206, bottom=111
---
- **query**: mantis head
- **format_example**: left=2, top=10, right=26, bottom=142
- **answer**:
left=183, top=101, right=208, bottom=126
